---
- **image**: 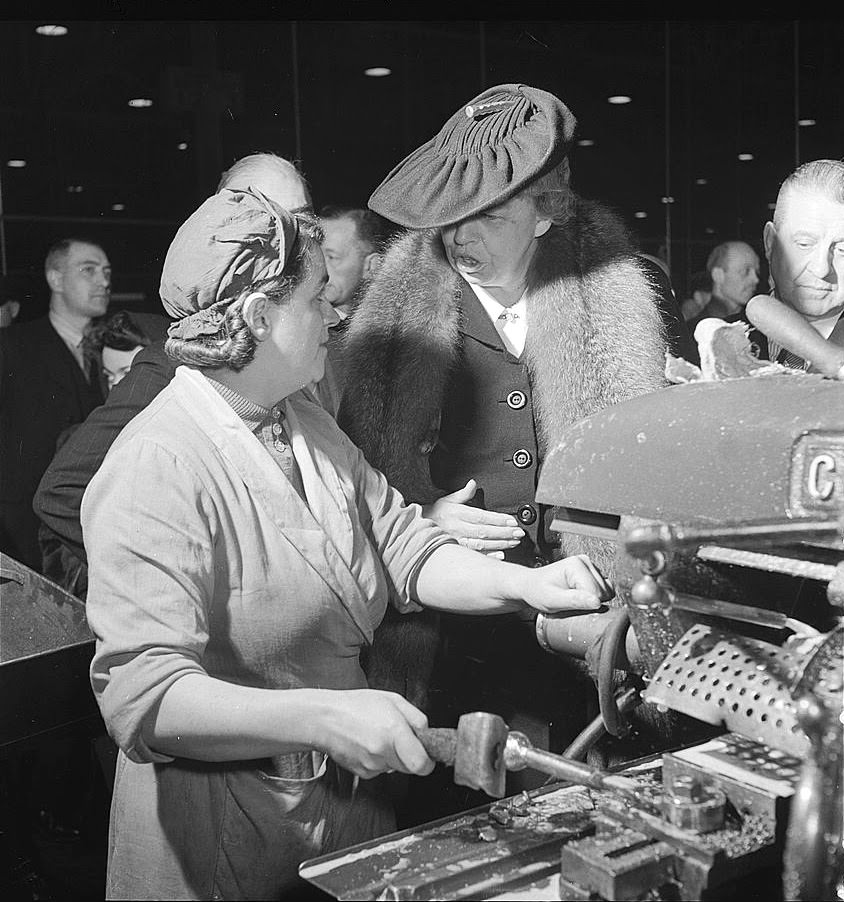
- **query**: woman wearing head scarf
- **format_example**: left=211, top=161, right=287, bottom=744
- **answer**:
left=81, top=187, right=610, bottom=900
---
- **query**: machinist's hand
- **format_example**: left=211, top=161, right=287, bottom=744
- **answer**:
left=314, top=689, right=435, bottom=780
left=521, top=554, right=614, bottom=614
left=423, top=479, right=524, bottom=558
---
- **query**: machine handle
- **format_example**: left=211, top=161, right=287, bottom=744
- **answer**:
left=746, top=294, right=844, bottom=379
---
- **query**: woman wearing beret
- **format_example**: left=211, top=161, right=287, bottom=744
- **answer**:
left=338, top=84, right=673, bottom=776
left=80, top=187, right=610, bottom=900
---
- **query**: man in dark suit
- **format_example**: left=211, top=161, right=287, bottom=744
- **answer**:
left=34, top=153, right=314, bottom=564
left=0, top=238, right=110, bottom=569
left=315, top=205, right=394, bottom=413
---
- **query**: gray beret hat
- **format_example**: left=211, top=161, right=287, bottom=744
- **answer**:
left=368, top=83, right=577, bottom=229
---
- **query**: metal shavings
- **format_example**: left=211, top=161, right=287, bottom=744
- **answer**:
left=693, top=813, right=776, bottom=856
left=488, top=804, right=514, bottom=827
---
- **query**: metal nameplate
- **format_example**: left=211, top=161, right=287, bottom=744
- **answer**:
left=789, top=432, right=844, bottom=517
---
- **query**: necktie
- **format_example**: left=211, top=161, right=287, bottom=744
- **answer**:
left=496, top=309, right=524, bottom=357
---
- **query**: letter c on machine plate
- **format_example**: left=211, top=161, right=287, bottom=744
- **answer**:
left=789, top=433, right=844, bottom=515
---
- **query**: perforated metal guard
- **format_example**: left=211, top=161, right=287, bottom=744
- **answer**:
left=642, top=623, right=809, bottom=758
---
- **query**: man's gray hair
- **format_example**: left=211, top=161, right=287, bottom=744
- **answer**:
left=217, top=152, right=307, bottom=193
left=774, top=159, right=844, bottom=225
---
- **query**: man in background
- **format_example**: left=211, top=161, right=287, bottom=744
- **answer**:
left=1, top=238, right=110, bottom=569
left=320, top=205, right=392, bottom=318
left=753, top=158, right=844, bottom=369
left=317, top=205, right=394, bottom=411
left=34, top=153, right=313, bottom=567
left=693, top=239, right=759, bottom=324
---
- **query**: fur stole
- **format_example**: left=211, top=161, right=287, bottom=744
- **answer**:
left=340, top=195, right=667, bottom=573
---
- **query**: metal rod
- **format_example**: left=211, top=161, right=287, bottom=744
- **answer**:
left=520, top=745, right=642, bottom=795
left=624, top=518, right=842, bottom=556
left=697, top=546, right=837, bottom=582
left=671, top=591, right=788, bottom=630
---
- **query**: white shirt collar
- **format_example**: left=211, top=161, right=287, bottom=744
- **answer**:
left=49, top=307, right=88, bottom=372
left=49, top=306, right=86, bottom=348
left=809, top=309, right=842, bottom=340
left=468, top=283, right=528, bottom=358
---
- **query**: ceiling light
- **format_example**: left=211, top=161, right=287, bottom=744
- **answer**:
left=6, top=159, right=26, bottom=168
left=128, top=98, right=153, bottom=108
left=111, top=203, right=125, bottom=212
left=576, top=139, right=595, bottom=147
left=364, top=67, right=391, bottom=77
left=738, top=153, right=754, bottom=161
left=660, top=196, right=675, bottom=204
left=705, top=227, right=715, bottom=235
left=695, top=178, right=708, bottom=186
left=798, top=118, right=816, bottom=127
left=177, top=142, right=188, bottom=151
left=66, top=185, right=83, bottom=193
left=607, top=95, right=632, bottom=105
left=634, top=211, right=647, bottom=219
left=35, top=24, right=68, bottom=36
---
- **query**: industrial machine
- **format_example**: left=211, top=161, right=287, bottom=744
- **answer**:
left=301, top=374, right=844, bottom=901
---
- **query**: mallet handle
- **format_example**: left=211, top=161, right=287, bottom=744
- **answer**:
left=416, top=727, right=458, bottom=766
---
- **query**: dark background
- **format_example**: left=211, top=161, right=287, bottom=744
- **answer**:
left=1, top=15, right=842, bottom=319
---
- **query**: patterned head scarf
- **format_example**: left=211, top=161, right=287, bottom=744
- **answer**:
left=160, top=187, right=301, bottom=340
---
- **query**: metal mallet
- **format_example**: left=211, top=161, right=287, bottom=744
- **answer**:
left=417, top=711, right=645, bottom=800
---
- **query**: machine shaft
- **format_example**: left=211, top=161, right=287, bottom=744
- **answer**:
left=503, top=731, right=642, bottom=794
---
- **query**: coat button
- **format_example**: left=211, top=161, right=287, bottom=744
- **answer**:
left=506, top=390, right=527, bottom=410
left=517, top=503, right=537, bottom=525
left=512, top=449, right=533, bottom=469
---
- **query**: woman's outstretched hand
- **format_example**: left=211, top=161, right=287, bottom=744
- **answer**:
left=520, top=553, right=614, bottom=614
left=423, top=479, right=524, bottom=558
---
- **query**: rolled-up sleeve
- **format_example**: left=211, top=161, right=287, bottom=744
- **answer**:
left=349, top=440, right=456, bottom=612
left=82, top=438, right=216, bottom=763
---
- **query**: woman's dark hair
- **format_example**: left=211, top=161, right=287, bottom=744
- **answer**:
left=165, top=214, right=322, bottom=371
left=84, top=310, right=151, bottom=354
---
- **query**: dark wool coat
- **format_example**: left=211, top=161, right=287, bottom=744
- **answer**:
left=0, top=317, right=104, bottom=569
left=340, top=198, right=667, bottom=545
left=338, top=196, right=669, bottom=707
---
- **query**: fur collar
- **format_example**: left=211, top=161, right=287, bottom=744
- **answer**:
left=341, top=196, right=667, bottom=513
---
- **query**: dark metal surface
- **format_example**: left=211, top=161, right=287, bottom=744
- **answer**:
left=0, top=552, right=98, bottom=751
left=536, top=376, right=844, bottom=529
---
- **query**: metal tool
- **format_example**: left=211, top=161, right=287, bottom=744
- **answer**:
left=417, top=711, right=644, bottom=800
